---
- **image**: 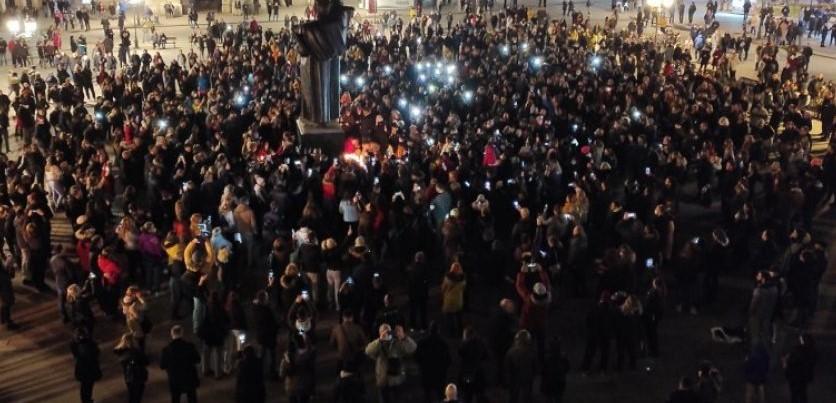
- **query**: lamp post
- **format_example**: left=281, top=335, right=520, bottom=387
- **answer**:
left=130, top=0, right=141, bottom=49
left=647, top=0, right=674, bottom=41
left=6, top=18, right=37, bottom=38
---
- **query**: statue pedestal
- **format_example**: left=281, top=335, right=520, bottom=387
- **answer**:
left=297, top=118, right=345, bottom=157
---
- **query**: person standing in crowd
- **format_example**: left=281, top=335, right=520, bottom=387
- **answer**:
left=415, top=322, right=451, bottom=403
left=121, top=285, right=148, bottom=351
left=458, top=326, right=488, bottom=403
left=504, top=329, right=538, bottom=403
left=198, top=290, right=228, bottom=378
left=541, top=337, right=570, bottom=403
left=0, top=256, right=18, bottom=330
left=66, top=282, right=96, bottom=335
left=515, top=263, right=551, bottom=354
left=70, top=328, right=102, bottom=403
left=406, top=251, right=430, bottom=331
left=784, top=333, right=817, bottom=403
left=365, top=324, right=417, bottom=403
left=160, top=325, right=202, bottom=403
left=330, top=309, right=367, bottom=373
left=114, top=333, right=148, bottom=403
left=280, top=332, right=317, bottom=403
left=748, top=271, right=779, bottom=347
left=744, top=343, right=769, bottom=403
left=487, top=299, right=516, bottom=381
left=441, top=262, right=466, bottom=337
left=252, top=290, right=280, bottom=379
left=235, top=345, right=265, bottom=403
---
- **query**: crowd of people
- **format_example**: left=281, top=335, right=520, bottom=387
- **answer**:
left=0, top=1, right=835, bottom=403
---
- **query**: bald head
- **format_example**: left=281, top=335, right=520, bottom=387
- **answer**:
left=500, top=299, right=515, bottom=314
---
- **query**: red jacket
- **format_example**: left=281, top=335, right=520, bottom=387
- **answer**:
left=98, top=255, right=122, bottom=287
left=76, top=239, right=91, bottom=272
left=515, top=270, right=551, bottom=332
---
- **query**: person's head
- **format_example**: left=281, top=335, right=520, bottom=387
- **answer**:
left=254, top=290, right=269, bottom=306
left=170, top=324, right=184, bottom=340
left=678, top=376, right=694, bottom=390
left=444, top=383, right=459, bottom=401
left=66, top=283, right=82, bottom=302
left=499, top=298, right=515, bottom=314
left=378, top=324, right=393, bottom=341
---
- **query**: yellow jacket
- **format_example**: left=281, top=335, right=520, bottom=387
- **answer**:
left=441, top=273, right=466, bottom=313
left=163, top=241, right=185, bottom=265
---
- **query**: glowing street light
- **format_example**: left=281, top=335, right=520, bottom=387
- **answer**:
left=7, top=19, right=37, bottom=37
left=398, top=98, right=408, bottom=108
left=340, top=74, right=349, bottom=84
left=354, top=76, right=365, bottom=87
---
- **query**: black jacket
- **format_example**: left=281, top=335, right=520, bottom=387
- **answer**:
left=70, top=337, right=102, bottom=383
left=252, top=303, right=279, bottom=348
left=160, top=338, right=201, bottom=389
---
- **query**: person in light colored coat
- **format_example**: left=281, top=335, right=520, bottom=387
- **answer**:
left=365, top=323, right=417, bottom=403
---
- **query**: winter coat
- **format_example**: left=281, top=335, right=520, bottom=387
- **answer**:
left=744, top=346, right=769, bottom=385
left=415, top=333, right=451, bottom=386
left=441, top=272, right=466, bottom=313
left=365, top=336, right=417, bottom=387
left=235, top=353, right=265, bottom=403
left=252, top=304, right=279, bottom=348
left=280, top=348, right=316, bottom=396
left=0, top=266, right=13, bottom=307
left=115, top=347, right=148, bottom=385
left=70, top=337, right=102, bottom=383
left=515, top=270, right=551, bottom=332
left=504, top=337, right=537, bottom=388
left=785, top=343, right=816, bottom=385
left=160, top=338, right=201, bottom=390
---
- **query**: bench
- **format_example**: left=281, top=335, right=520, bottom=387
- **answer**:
left=154, top=37, right=177, bottom=49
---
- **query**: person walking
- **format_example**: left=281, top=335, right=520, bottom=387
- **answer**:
left=365, top=324, right=417, bottom=403
left=160, top=325, right=202, bottom=403
left=70, top=328, right=102, bottom=403
left=784, top=334, right=817, bottom=403
left=114, top=333, right=148, bottom=403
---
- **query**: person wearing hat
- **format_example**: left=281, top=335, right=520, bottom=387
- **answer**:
left=515, top=263, right=552, bottom=354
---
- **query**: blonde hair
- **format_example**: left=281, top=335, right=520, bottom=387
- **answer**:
left=115, top=333, right=137, bottom=350
left=66, top=284, right=82, bottom=302
left=284, top=263, right=299, bottom=277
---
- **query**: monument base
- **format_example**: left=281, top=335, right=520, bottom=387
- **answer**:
left=297, top=118, right=346, bottom=157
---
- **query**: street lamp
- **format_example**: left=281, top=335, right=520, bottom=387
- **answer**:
left=130, top=0, right=142, bottom=49
left=6, top=19, right=37, bottom=38
left=646, top=0, right=674, bottom=41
